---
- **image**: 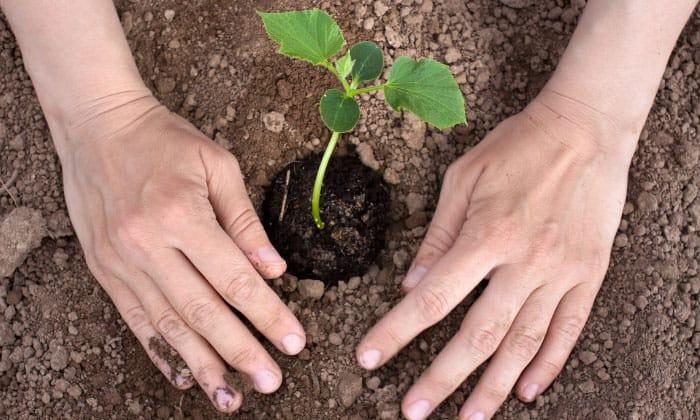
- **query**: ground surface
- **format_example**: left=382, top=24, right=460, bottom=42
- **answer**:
left=1, top=0, right=699, bottom=419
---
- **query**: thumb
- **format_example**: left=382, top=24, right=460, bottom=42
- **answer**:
left=202, top=145, right=287, bottom=279
left=402, top=157, right=483, bottom=291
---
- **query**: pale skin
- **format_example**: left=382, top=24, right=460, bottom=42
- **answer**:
left=357, top=1, right=699, bottom=419
left=1, top=0, right=696, bottom=418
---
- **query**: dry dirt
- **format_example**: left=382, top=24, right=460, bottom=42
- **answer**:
left=1, top=0, right=699, bottom=419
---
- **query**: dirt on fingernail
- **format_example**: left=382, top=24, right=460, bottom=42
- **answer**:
left=213, top=387, right=238, bottom=411
left=224, top=371, right=253, bottom=396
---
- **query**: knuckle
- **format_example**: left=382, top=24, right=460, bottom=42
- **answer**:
left=224, top=152, right=242, bottom=172
left=227, top=207, right=262, bottom=239
left=443, top=161, right=462, bottom=186
left=414, top=287, right=450, bottom=324
left=507, top=325, right=544, bottom=358
left=554, top=314, right=586, bottom=346
left=383, top=323, right=406, bottom=348
left=422, top=223, right=457, bottom=257
left=585, top=247, right=611, bottom=277
left=227, top=345, right=258, bottom=369
left=462, top=215, right=520, bottom=252
left=480, top=381, right=508, bottom=404
left=257, top=302, right=284, bottom=336
left=443, top=155, right=472, bottom=186
left=84, top=252, right=108, bottom=278
left=193, top=362, right=217, bottom=383
left=537, top=357, right=564, bottom=379
left=223, top=271, right=258, bottom=304
left=157, top=200, right=193, bottom=230
left=494, top=215, right=521, bottom=241
left=427, top=371, right=465, bottom=395
left=529, top=221, right=561, bottom=258
left=123, top=305, right=151, bottom=334
left=114, top=213, right=149, bottom=249
left=180, top=296, right=218, bottom=332
left=155, top=308, right=189, bottom=343
left=210, top=144, right=240, bottom=169
left=460, top=321, right=505, bottom=357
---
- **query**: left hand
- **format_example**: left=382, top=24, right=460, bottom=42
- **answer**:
left=356, top=90, right=637, bottom=419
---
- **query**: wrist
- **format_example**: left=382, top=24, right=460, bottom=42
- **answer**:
left=50, top=88, right=161, bottom=161
left=525, top=88, right=639, bottom=165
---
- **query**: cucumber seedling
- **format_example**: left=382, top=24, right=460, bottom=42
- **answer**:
left=258, top=9, right=466, bottom=229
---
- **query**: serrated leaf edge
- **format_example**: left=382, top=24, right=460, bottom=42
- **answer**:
left=257, top=9, right=345, bottom=66
left=385, top=57, right=467, bottom=129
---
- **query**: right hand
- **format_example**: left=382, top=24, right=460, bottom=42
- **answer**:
left=57, top=91, right=305, bottom=413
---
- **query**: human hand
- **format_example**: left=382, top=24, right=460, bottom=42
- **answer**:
left=357, top=90, right=638, bottom=419
left=58, top=91, right=305, bottom=413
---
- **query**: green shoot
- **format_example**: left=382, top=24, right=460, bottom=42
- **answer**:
left=258, top=9, right=466, bottom=229
left=311, top=131, right=340, bottom=229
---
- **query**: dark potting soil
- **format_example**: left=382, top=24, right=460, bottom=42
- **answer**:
left=263, top=154, right=389, bottom=284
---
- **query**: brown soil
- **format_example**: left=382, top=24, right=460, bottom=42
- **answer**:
left=264, top=154, right=388, bottom=283
left=1, top=1, right=699, bottom=419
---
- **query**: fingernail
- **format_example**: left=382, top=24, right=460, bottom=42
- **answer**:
left=405, top=399, right=431, bottom=420
left=467, top=411, right=486, bottom=420
left=359, top=349, right=382, bottom=369
left=522, top=383, right=539, bottom=401
left=214, top=387, right=238, bottom=410
left=282, top=333, right=304, bottom=354
left=257, top=246, right=284, bottom=264
left=174, top=372, right=193, bottom=388
left=254, top=369, right=280, bottom=393
left=403, top=265, right=427, bottom=289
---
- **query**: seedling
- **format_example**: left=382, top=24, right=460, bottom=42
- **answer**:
left=258, top=9, right=466, bottom=229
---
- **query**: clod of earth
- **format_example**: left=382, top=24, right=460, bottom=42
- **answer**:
left=297, top=279, right=325, bottom=300
left=0, top=207, right=46, bottom=278
left=337, top=372, right=364, bottom=407
left=263, top=154, right=388, bottom=283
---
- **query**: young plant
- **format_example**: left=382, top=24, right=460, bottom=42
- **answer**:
left=258, top=9, right=466, bottom=229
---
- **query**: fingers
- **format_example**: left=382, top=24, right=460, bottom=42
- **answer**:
left=99, top=265, right=243, bottom=412
left=514, top=282, right=597, bottom=403
left=136, top=282, right=244, bottom=412
left=399, top=271, right=531, bottom=420
left=178, top=221, right=305, bottom=356
left=97, top=271, right=194, bottom=390
left=403, top=158, right=483, bottom=291
left=203, top=146, right=286, bottom=278
left=459, top=285, right=561, bottom=420
left=138, top=286, right=243, bottom=412
left=357, top=236, right=497, bottom=371
left=145, top=247, right=283, bottom=394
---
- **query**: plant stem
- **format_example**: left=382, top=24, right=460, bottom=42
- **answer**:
left=349, top=84, right=386, bottom=96
left=321, top=60, right=351, bottom=93
left=312, top=130, right=341, bottom=229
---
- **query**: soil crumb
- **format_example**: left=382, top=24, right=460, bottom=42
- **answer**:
left=148, top=336, right=189, bottom=383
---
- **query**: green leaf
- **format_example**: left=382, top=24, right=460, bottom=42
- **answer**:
left=384, top=56, right=466, bottom=129
left=257, top=9, right=344, bottom=65
left=319, top=89, right=360, bottom=133
left=349, top=41, right=384, bottom=83
left=334, top=51, right=354, bottom=79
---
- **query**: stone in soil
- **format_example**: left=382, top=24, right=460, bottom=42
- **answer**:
left=262, top=111, right=285, bottom=133
left=297, top=279, right=325, bottom=300
left=0, top=207, right=46, bottom=278
left=337, top=372, right=363, bottom=407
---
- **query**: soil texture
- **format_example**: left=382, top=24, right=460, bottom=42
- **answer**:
left=0, top=0, right=699, bottom=419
